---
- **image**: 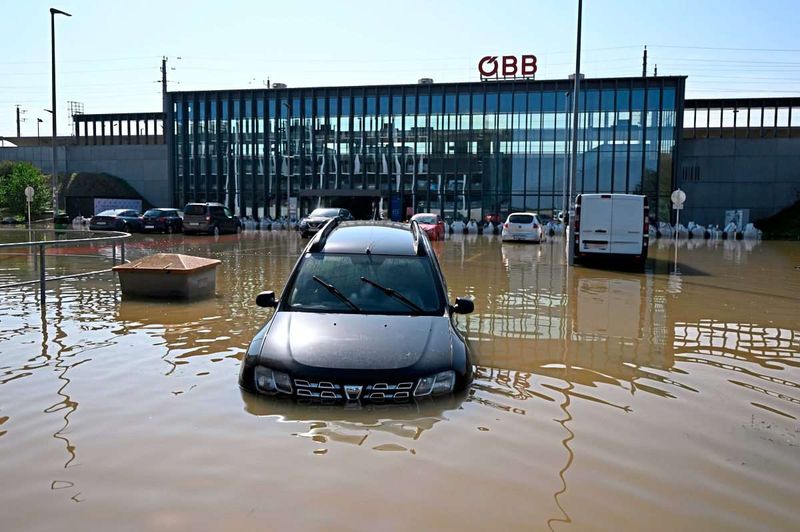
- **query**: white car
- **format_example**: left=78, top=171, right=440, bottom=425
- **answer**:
left=501, top=212, right=545, bottom=243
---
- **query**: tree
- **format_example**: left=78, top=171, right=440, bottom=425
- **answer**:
left=0, top=162, right=52, bottom=219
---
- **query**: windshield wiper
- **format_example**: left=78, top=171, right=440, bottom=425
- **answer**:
left=312, top=276, right=362, bottom=312
left=360, top=276, right=424, bottom=313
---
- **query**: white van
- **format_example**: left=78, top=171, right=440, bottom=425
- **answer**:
left=572, top=194, right=649, bottom=269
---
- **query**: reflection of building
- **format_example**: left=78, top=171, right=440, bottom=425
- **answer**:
left=464, top=256, right=673, bottom=384
left=167, top=77, right=684, bottom=221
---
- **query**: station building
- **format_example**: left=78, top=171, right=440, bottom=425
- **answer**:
left=3, top=76, right=798, bottom=226
left=166, top=76, right=685, bottom=221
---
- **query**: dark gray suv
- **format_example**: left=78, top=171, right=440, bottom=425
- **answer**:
left=298, top=208, right=353, bottom=238
left=239, top=219, right=475, bottom=402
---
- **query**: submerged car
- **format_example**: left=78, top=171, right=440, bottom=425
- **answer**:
left=501, top=212, right=545, bottom=243
left=141, top=208, right=183, bottom=234
left=89, top=209, right=142, bottom=232
left=410, top=213, right=445, bottom=241
left=239, top=219, right=475, bottom=402
left=298, top=208, right=354, bottom=238
left=182, top=202, right=242, bottom=235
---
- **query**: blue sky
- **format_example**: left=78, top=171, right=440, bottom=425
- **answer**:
left=2, top=0, right=798, bottom=136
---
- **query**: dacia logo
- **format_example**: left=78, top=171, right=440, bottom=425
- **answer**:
left=344, top=385, right=362, bottom=401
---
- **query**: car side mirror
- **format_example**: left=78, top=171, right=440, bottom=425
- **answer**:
left=451, top=297, right=474, bottom=315
left=256, top=290, right=277, bottom=308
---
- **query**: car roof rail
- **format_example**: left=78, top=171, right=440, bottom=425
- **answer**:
left=308, top=216, right=342, bottom=252
left=409, top=220, right=427, bottom=256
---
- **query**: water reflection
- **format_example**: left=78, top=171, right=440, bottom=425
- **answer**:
left=241, top=390, right=466, bottom=453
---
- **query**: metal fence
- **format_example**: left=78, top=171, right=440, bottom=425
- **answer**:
left=0, top=230, right=130, bottom=303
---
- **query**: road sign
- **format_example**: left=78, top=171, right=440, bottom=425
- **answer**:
left=24, top=186, right=34, bottom=202
left=671, top=189, right=686, bottom=209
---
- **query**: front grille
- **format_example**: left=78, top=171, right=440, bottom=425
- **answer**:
left=293, top=379, right=415, bottom=402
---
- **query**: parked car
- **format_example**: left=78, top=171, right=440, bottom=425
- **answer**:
left=501, top=212, right=545, bottom=243
left=182, top=202, right=242, bottom=235
left=410, top=213, right=446, bottom=241
left=239, top=219, right=475, bottom=402
left=298, top=208, right=354, bottom=238
left=89, top=209, right=142, bottom=232
left=141, top=208, right=183, bottom=234
left=572, top=193, right=649, bottom=270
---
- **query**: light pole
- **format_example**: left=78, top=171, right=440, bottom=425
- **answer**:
left=37, top=118, right=43, bottom=138
left=50, top=7, right=71, bottom=215
left=566, top=0, right=582, bottom=266
left=282, top=102, right=291, bottom=220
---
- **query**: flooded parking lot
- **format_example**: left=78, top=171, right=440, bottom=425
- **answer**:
left=0, top=229, right=798, bottom=531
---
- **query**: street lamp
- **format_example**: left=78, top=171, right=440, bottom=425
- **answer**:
left=566, top=0, right=582, bottom=266
left=50, top=7, right=71, bottom=215
left=37, top=118, right=44, bottom=138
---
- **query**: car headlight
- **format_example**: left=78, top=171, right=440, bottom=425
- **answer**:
left=254, top=366, right=293, bottom=395
left=414, top=370, right=455, bottom=397
left=299, top=220, right=308, bottom=228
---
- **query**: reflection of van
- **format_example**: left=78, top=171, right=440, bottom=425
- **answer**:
left=573, top=194, right=648, bottom=269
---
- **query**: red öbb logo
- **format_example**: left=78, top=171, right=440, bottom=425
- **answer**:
left=479, top=55, right=537, bottom=79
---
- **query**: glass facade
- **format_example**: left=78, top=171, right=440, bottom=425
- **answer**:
left=169, top=76, right=684, bottom=222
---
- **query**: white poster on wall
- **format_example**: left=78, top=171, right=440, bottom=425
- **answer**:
left=94, top=198, right=142, bottom=214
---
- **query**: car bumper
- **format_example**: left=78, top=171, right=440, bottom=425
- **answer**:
left=502, top=232, right=540, bottom=242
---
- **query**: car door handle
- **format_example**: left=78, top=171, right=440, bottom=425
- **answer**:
left=594, top=229, right=607, bottom=233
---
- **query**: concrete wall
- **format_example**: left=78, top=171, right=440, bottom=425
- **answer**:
left=678, top=137, right=800, bottom=226
left=0, top=143, right=169, bottom=207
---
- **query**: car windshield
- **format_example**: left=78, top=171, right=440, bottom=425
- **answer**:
left=508, top=214, right=534, bottom=224
left=286, top=253, right=443, bottom=315
left=309, top=208, right=340, bottom=218
left=144, top=209, right=163, bottom=217
left=97, top=210, right=117, bottom=216
left=413, top=215, right=437, bottom=224
left=184, top=204, right=206, bottom=215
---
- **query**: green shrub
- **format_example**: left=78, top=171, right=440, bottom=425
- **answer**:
left=0, top=161, right=52, bottom=218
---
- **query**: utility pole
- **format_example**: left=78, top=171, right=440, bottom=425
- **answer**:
left=161, top=57, right=167, bottom=95
left=567, top=0, right=583, bottom=267
left=642, top=46, right=647, bottom=77
left=15, top=105, right=26, bottom=137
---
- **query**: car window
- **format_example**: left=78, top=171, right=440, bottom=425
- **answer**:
left=310, top=208, right=340, bottom=218
left=287, top=253, right=443, bottom=315
left=209, top=206, right=224, bottom=216
left=508, top=214, right=534, bottom=224
left=184, top=204, right=206, bottom=216
left=97, top=210, right=116, bottom=216
left=223, top=207, right=233, bottom=217
left=122, top=211, right=137, bottom=217
left=341, top=209, right=352, bottom=219
left=413, top=215, right=437, bottom=224
left=144, top=209, right=162, bottom=217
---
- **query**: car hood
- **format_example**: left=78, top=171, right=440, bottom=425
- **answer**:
left=257, top=311, right=453, bottom=370
left=303, top=216, right=332, bottom=223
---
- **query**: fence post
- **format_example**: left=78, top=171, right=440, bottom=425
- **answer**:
left=112, top=243, right=116, bottom=264
left=39, top=243, right=46, bottom=303
left=121, top=241, right=125, bottom=263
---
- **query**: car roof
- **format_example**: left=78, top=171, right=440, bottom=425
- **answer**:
left=318, top=221, right=419, bottom=256
left=507, top=212, right=538, bottom=217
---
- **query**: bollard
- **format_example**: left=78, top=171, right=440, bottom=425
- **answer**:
left=121, top=242, right=126, bottom=263
left=39, top=243, right=46, bottom=302
left=112, top=243, right=116, bottom=264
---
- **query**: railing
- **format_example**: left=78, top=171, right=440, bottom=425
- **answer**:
left=0, top=230, right=131, bottom=303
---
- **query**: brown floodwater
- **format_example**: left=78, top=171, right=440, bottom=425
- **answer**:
left=0, top=229, right=798, bottom=531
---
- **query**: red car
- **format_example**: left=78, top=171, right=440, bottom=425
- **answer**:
left=411, top=213, right=445, bottom=241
